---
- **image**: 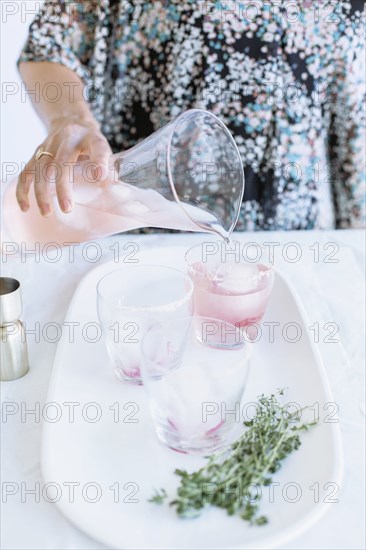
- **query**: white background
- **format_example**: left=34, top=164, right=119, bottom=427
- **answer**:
left=1, top=1, right=45, bottom=184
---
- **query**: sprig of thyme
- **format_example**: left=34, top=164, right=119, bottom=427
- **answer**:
left=148, top=488, right=167, bottom=504
left=149, top=390, right=317, bottom=525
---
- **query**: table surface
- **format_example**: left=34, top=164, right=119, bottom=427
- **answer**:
left=1, top=230, right=365, bottom=550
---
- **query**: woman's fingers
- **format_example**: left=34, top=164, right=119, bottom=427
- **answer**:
left=16, top=124, right=112, bottom=217
left=17, top=145, right=57, bottom=216
left=88, top=135, right=113, bottom=181
left=54, top=142, right=82, bottom=213
left=33, top=153, right=56, bottom=216
left=16, top=158, right=35, bottom=211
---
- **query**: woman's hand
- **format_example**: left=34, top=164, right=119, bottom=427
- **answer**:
left=16, top=116, right=112, bottom=216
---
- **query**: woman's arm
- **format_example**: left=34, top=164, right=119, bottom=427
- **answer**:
left=17, top=61, right=112, bottom=216
left=19, top=61, right=94, bottom=128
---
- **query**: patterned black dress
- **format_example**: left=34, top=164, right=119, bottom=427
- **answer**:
left=19, top=0, right=366, bottom=230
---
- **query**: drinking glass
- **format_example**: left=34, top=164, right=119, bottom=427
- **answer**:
left=97, top=265, right=194, bottom=384
left=140, top=317, right=251, bottom=454
left=185, top=241, right=275, bottom=332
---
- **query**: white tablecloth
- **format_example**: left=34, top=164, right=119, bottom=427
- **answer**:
left=1, top=230, right=365, bottom=550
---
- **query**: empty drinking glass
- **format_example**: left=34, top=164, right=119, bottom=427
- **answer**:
left=97, top=265, right=194, bottom=384
left=140, top=317, right=251, bottom=454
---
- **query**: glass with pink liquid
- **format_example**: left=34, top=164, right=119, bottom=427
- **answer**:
left=185, top=241, right=275, bottom=332
left=97, top=265, right=193, bottom=384
left=140, top=317, right=251, bottom=454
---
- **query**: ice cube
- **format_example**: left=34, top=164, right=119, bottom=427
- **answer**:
left=123, top=200, right=150, bottom=215
left=73, top=184, right=103, bottom=205
left=108, top=184, right=132, bottom=202
left=217, top=263, right=260, bottom=294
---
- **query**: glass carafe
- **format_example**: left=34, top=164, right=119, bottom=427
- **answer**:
left=2, top=110, right=244, bottom=247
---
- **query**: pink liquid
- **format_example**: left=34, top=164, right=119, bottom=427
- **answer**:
left=2, top=174, right=228, bottom=247
left=189, top=261, right=274, bottom=327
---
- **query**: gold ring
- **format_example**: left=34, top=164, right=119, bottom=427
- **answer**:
left=35, top=146, right=56, bottom=161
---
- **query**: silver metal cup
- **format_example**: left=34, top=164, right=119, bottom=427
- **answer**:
left=0, top=277, right=29, bottom=381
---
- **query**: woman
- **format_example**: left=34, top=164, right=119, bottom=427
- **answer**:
left=17, top=0, right=365, bottom=230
